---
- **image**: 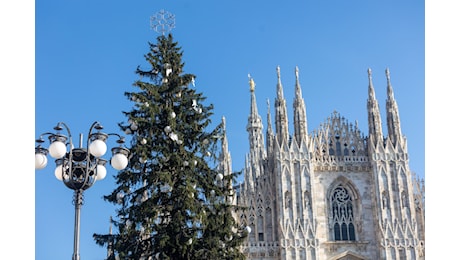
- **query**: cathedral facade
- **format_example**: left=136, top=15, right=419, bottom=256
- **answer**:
left=230, top=67, right=425, bottom=260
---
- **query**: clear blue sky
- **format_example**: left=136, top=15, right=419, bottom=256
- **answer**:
left=3, top=0, right=457, bottom=259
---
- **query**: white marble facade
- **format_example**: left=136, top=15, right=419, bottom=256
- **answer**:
left=225, top=67, right=425, bottom=260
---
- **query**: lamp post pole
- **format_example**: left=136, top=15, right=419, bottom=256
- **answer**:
left=72, top=189, right=83, bottom=260
left=35, top=121, right=130, bottom=260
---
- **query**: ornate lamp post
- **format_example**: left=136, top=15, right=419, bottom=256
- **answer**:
left=35, top=121, right=130, bottom=260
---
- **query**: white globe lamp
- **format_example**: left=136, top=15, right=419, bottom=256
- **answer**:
left=49, top=141, right=67, bottom=158
left=96, top=164, right=107, bottom=180
left=55, top=164, right=64, bottom=181
left=89, top=139, right=107, bottom=157
left=35, top=153, right=48, bottom=169
left=111, top=153, right=128, bottom=170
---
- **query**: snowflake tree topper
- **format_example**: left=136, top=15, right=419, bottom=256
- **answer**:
left=150, top=9, right=175, bottom=35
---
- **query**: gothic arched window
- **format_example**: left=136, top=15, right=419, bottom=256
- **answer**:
left=331, top=184, right=356, bottom=241
left=344, top=147, right=349, bottom=156
left=335, top=140, right=342, bottom=156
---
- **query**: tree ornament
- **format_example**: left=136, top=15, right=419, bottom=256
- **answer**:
left=169, top=132, right=178, bottom=142
left=170, top=111, right=176, bottom=118
left=245, top=226, right=251, bottom=233
left=166, top=68, right=172, bottom=77
left=164, top=126, right=172, bottom=133
left=216, top=173, right=223, bottom=181
left=141, top=138, right=147, bottom=144
left=160, top=184, right=172, bottom=193
left=117, top=192, right=125, bottom=203
left=183, top=160, right=189, bottom=167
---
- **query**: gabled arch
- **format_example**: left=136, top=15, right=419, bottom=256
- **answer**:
left=328, top=250, right=367, bottom=260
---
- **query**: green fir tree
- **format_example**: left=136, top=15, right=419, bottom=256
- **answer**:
left=93, top=34, right=248, bottom=260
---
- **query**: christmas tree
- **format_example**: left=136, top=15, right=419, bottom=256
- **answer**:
left=93, top=33, right=248, bottom=259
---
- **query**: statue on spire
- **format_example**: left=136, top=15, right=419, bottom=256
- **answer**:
left=248, top=74, right=256, bottom=92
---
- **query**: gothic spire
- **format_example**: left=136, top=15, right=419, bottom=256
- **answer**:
left=246, top=74, right=265, bottom=164
left=385, top=68, right=403, bottom=146
left=218, top=116, right=235, bottom=204
left=276, top=66, right=284, bottom=99
left=266, top=98, right=274, bottom=154
left=367, top=68, right=384, bottom=146
left=267, top=99, right=273, bottom=136
left=244, top=154, right=254, bottom=190
left=219, top=116, right=232, bottom=176
left=249, top=75, right=259, bottom=119
left=293, top=66, right=308, bottom=146
left=274, top=66, right=290, bottom=145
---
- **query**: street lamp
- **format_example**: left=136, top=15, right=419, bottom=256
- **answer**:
left=35, top=121, right=130, bottom=260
